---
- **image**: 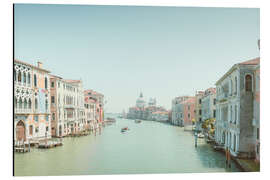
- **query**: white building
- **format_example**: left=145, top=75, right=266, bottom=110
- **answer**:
left=215, top=57, right=260, bottom=158
left=50, top=76, right=84, bottom=136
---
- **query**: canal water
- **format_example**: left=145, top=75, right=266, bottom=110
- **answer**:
left=14, top=117, right=241, bottom=176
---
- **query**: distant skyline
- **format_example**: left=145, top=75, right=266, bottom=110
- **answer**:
left=14, top=4, right=260, bottom=113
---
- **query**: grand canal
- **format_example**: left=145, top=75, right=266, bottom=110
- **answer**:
left=14, top=116, right=241, bottom=176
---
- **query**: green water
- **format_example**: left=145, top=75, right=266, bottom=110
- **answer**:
left=14, top=117, right=241, bottom=176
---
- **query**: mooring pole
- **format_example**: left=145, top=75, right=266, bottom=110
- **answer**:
left=195, top=132, right=198, bottom=148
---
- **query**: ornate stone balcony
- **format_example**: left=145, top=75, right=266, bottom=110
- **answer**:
left=15, top=108, right=32, bottom=114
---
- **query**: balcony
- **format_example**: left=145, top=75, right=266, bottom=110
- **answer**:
left=217, top=93, right=228, bottom=102
left=15, top=108, right=32, bottom=114
left=64, top=104, right=75, bottom=109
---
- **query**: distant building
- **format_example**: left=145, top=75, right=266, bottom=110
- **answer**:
left=84, top=89, right=104, bottom=125
left=194, top=90, right=205, bottom=131
left=183, top=97, right=196, bottom=130
left=171, top=96, right=191, bottom=126
left=215, top=57, right=260, bottom=158
left=201, top=88, right=216, bottom=122
left=127, top=92, right=168, bottom=121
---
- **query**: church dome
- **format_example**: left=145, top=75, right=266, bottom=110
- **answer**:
left=136, top=92, right=145, bottom=108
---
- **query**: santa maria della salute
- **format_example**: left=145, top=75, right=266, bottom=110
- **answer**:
left=127, top=92, right=169, bottom=122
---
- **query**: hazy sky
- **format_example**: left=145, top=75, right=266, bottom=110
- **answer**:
left=14, top=4, right=260, bottom=113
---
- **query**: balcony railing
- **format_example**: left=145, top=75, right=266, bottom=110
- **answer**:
left=15, top=108, right=32, bottom=114
left=64, top=104, right=75, bottom=109
left=217, top=93, right=228, bottom=101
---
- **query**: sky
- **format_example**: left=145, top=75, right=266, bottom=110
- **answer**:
left=14, top=4, right=260, bottom=113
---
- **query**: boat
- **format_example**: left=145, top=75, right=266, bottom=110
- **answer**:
left=121, top=127, right=129, bottom=133
left=135, top=119, right=142, bottom=123
left=197, top=133, right=205, bottom=138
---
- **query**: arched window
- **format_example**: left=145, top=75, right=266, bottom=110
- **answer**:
left=28, top=99, right=31, bottom=109
left=14, top=98, right=17, bottom=109
left=245, top=74, right=252, bottom=92
left=235, top=76, right=237, bottom=94
left=14, top=71, right=17, bottom=82
left=45, top=99, right=48, bottom=111
left=23, top=72, right=26, bottom=84
left=24, top=99, right=27, bottom=109
left=19, top=98, right=22, bottom=109
left=35, top=98, right=38, bottom=110
left=18, top=71, right=22, bottom=82
left=34, top=74, right=37, bottom=87
left=45, top=77, right=48, bottom=89
left=28, top=73, right=31, bottom=85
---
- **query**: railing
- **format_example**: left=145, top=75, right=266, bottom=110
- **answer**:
left=217, top=93, right=228, bottom=101
left=15, top=108, right=32, bottom=114
left=64, top=104, right=75, bottom=109
left=14, top=81, right=31, bottom=88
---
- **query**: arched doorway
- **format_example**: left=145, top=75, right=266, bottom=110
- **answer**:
left=16, top=120, right=26, bottom=141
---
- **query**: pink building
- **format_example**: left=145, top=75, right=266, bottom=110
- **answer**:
left=84, top=90, right=104, bottom=125
left=183, top=97, right=196, bottom=129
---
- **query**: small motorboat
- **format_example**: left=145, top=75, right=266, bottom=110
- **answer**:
left=197, top=133, right=205, bottom=138
left=135, top=120, right=141, bottom=123
left=121, top=127, right=129, bottom=133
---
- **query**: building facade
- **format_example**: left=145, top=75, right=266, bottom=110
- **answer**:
left=215, top=57, right=260, bottom=158
left=171, top=96, right=191, bottom=126
left=201, top=88, right=216, bottom=122
left=14, top=60, right=51, bottom=142
left=253, top=64, right=260, bottom=163
left=194, top=90, right=204, bottom=131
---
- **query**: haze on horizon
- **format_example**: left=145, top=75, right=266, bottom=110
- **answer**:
left=14, top=4, right=260, bottom=113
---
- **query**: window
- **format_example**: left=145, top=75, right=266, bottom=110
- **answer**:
left=23, top=72, right=26, bottom=83
left=51, top=96, right=55, bottom=104
left=213, top=110, right=216, bottom=118
left=46, top=126, right=49, bottom=132
left=235, top=105, right=237, bottom=124
left=29, top=125, right=33, bottom=135
left=45, top=77, right=48, bottom=89
left=46, top=115, right=49, bottom=122
left=14, top=71, right=17, bottom=81
left=35, top=98, right=38, bottom=110
left=245, top=74, right=252, bottom=92
left=45, top=99, right=48, bottom=111
left=230, top=106, right=233, bottom=123
left=35, top=127, right=39, bottom=133
left=51, top=81, right=54, bottom=88
left=18, top=71, right=21, bottom=82
left=34, top=116, right=38, bottom=122
left=199, top=118, right=202, bottom=122
left=213, top=98, right=216, bottom=105
left=34, top=74, right=37, bottom=87
left=257, top=128, right=260, bottom=140
left=52, top=113, right=55, bottom=121
left=199, top=99, right=201, bottom=104
left=188, top=113, right=190, bottom=119
left=233, top=134, right=236, bottom=152
left=188, top=105, right=190, bottom=111
left=19, top=98, right=22, bottom=109
left=58, top=82, right=60, bottom=88
left=24, top=99, right=27, bottom=109
left=28, top=73, right=31, bottom=84
left=14, top=98, right=17, bottom=109
left=235, top=76, right=238, bottom=94
left=199, top=109, right=202, bottom=115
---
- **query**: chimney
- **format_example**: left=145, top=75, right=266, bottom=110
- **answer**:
left=37, top=61, right=43, bottom=68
